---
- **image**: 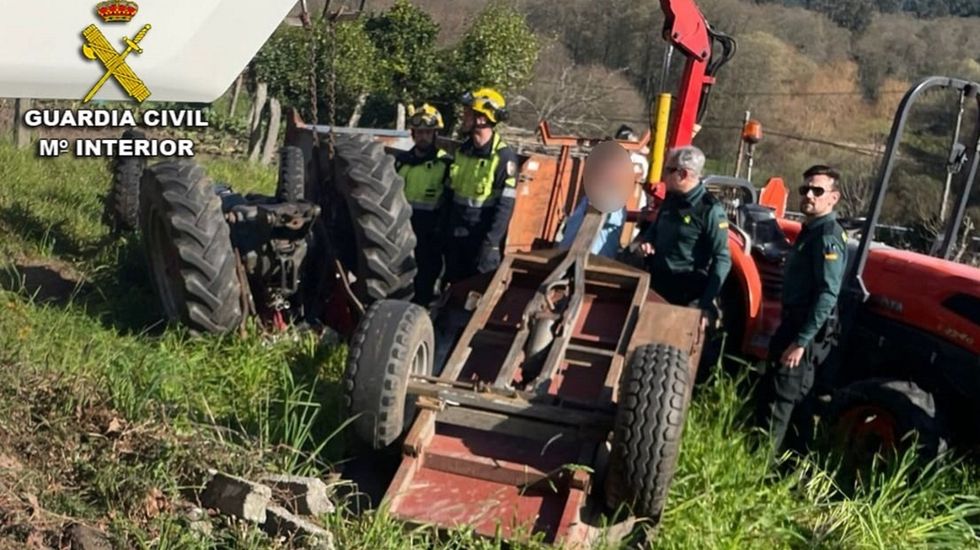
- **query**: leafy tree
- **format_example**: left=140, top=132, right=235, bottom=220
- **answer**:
left=810, top=0, right=876, bottom=32
left=253, top=19, right=383, bottom=123
left=874, top=0, right=904, bottom=13
left=907, top=0, right=950, bottom=17
left=449, top=2, right=540, bottom=95
left=320, top=19, right=386, bottom=122
left=252, top=25, right=314, bottom=112
left=365, top=0, right=442, bottom=105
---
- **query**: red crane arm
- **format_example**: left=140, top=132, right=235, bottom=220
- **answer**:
left=659, top=0, right=717, bottom=148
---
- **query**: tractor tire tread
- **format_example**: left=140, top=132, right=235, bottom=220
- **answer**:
left=344, top=299, right=433, bottom=449
left=277, top=146, right=306, bottom=202
left=609, top=343, right=691, bottom=522
left=332, top=134, right=417, bottom=302
left=140, top=160, right=242, bottom=335
left=103, top=128, right=147, bottom=232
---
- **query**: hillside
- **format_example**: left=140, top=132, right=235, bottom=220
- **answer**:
left=355, top=0, right=980, bottom=242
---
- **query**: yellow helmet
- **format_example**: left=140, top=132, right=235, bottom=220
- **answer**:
left=460, top=87, right=508, bottom=124
left=407, top=103, right=444, bottom=130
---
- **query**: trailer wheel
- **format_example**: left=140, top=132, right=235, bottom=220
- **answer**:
left=605, top=343, right=691, bottom=522
left=277, top=146, right=306, bottom=202
left=103, top=128, right=147, bottom=232
left=344, top=299, right=433, bottom=450
left=330, top=134, right=417, bottom=303
left=140, top=160, right=243, bottom=335
left=824, top=379, right=946, bottom=465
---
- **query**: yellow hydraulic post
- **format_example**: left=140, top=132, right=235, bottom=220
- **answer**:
left=647, top=92, right=672, bottom=185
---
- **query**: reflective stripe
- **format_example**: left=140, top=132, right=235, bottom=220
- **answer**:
left=449, top=133, right=507, bottom=203
left=399, top=150, right=449, bottom=206
left=453, top=194, right=499, bottom=208
left=502, top=186, right=517, bottom=199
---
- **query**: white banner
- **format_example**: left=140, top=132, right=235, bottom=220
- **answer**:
left=0, top=0, right=297, bottom=102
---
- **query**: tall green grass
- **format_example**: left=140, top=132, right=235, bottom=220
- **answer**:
left=658, top=370, right=980, bottom=549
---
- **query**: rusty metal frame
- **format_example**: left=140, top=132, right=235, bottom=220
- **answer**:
left=379, top=205, right=685, bottom=546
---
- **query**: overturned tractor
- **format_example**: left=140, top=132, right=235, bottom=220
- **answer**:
left=107, top=127, right=417, bottom=336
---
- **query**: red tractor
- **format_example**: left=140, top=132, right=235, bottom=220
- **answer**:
left=109, top=125, right=419, bottom=338
left=720, top=77, right=980, bottom=460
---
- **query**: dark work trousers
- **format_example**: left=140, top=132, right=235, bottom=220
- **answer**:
left=650, top=270, right=722, bottom=380
left=755, top=310, right=817, bottom=456
left=411, top=210, right=444, bottom=306
left=444, top=230, right=483, bottom=285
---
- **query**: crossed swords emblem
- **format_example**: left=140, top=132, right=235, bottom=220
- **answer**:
left=81, top=23, right=152, bottom=103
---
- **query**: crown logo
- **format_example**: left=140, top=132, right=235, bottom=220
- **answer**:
left=96, top=0, right=139, bottom=23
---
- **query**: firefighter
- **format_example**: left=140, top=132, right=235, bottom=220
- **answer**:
left=394, top=103, right=452, bottom=306
left=635, top=145, right=732, bottom=369
left=755, top=165, right=847, bottom=456
left=444, top=88, right=519, bottom=282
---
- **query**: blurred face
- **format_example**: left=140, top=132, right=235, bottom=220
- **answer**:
left=412, top=128, right=436, bottom=151
left=798, top=173, right=840, bottom=218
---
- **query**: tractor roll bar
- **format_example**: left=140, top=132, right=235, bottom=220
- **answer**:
left=844, top=76, right=980, bottom=306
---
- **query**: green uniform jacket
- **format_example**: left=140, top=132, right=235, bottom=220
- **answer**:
left=782, top=212, right=847, bottom=347
left=642, top=182, right=732, bottom=310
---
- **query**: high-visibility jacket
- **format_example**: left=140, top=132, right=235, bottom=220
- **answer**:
left=447, top=132, right=518, bottom=248
left=396, top=147, right=451, bottom=212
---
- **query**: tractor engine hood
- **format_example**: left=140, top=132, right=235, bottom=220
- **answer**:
left=0, top=0, right=297, bottom=102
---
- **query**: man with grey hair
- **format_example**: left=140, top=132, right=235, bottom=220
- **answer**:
left=636, top=145, right=732, bottom=373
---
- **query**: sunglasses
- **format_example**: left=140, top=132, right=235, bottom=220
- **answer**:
left=664, top=166, right=681, bottom=175
left=798, top=185, right=829, bottom=197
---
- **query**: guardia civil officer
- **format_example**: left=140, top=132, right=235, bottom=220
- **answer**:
left=444, top=88, right=519, bottom=282
left=636, top=146, right=732, bottom=369
left=755, top=165, right=847, bottom=455
left=394, top=103, right=452, bottom=306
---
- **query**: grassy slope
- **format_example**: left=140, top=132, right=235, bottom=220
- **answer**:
left=0, top=141, right=977, bottom=549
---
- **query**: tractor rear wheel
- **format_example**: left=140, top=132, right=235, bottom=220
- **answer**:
left=140, top=160, right=243, bottom=335
left=103, top=128, right=147, bottom=232
left=277, top=145, right=306, bottom=202
left=344, top=299, right=433, bottom=450
left=605, top=343, right=691, bottom=522
left=824, top=378, right=946, bottom=465
left=329, top=134, right=417, bottom=303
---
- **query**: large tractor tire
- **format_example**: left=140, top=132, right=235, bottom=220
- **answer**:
left=277, top=146, right=306, bottom=202
left=103, top=128, right=147, bottom=232
left=605, top=343, right=691, bottom=522
left=139, top=160, right=243, bottom=335
left=344, top=299, right=434, bottom=450
left=824, top=378, right=947, bottom=465
left=330, top=134, right=417, bottom=303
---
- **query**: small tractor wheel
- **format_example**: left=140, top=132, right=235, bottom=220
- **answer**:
left=103, top=128, right=147, bottom=232
left=330, top=134, right=417, bottom=303
left=824, top=378, right=946, bottom=465
left=139, top=160, right=243, bottom=335
left=605, top=343, right=691, bottom=522
left=277, top=146, right=306, bottom=202
left=344, top=299, right=434, bottom=450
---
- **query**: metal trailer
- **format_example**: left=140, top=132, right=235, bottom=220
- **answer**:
left=344, top=143, right=706, bottom=547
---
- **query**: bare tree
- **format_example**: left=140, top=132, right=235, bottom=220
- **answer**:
left=510, top=40, right=646, bottom=136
